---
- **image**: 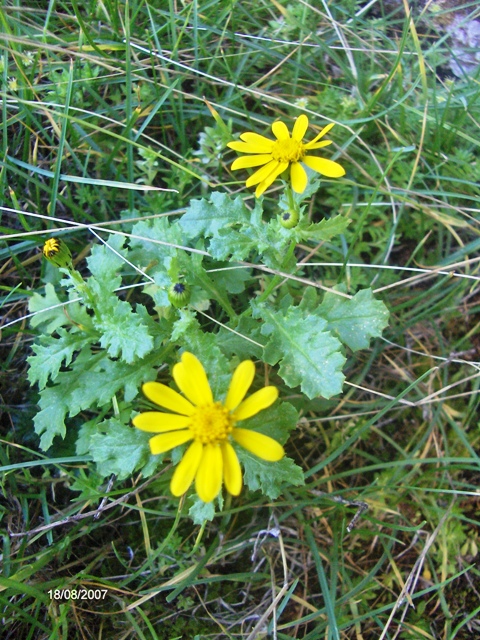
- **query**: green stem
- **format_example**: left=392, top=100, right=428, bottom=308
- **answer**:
left=256, top=238, right=297, bottom=303
left=286, top=184, right=300, bottom=216
left=191, top=519, right=208, bottom=555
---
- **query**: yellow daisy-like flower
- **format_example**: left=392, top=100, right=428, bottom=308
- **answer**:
left=227, top=114, right=345, bottom=197
left=133, top=352, right=284, bottom=503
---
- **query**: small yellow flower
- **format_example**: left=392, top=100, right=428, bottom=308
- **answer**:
left=133, top=352, right=284, bottom=503
left=42, top=237, right=73, bottom=269
left=227, top=114, right=345, bottom=197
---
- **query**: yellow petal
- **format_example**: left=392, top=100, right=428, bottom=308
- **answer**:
left=232, top=428, right=284, bottom=461
left=225, top=360, right=255, bottom=410
left=252, top=160, right=289, bottom=196
left=306, top=122, right=335, bottom=146
left=133, top=411, right=191, bottom=432
left=227, top=141, right=271, bottom=154
left=149, top=430, right=193, bottom=455
left=173, top=352, right=213, bottom=406
left=303, top=155, right=345, bottom=178
left=255, top=180, right=271, bottom=198
left=231, top=154, right=273, bottom=170
left=221, top=441, right=242, bottom=496
left=240, top=131, right=275, bottom=150
left=195, top=443, right=223, bottom=503
left=290, top=162, right=308, bottom=193
left=170, top=440, right=203, bottom=497
left=233, top=386, right=278, bottom=421
left=246, top=160, right=279, bottom=187
left=142, top=381, right=195, bottom=416
left=291, top=114, right=309, bottom=141
left=271, top=120, right=290, bottom=140
left=303, top=139, right=333, bottom=151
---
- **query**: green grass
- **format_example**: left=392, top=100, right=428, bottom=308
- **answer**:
left=1, top=1, right=480, bottom=638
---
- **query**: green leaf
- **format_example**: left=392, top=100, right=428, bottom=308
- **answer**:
left=208, top=261, right=251, bottom=295
left=238, top=451, right=305, bottom=499
left=28, top=283, right=90, bottom=334
left=252, top=301, right=345, bottom=399
left=28, top=283, right=66, bottom=334
left=316, top=287, right=390, bottom=351
left=296, top=214, right=351, bottom=242
left=83, top=235, right=155, bottom=362
left=89, top=279, right=154, bottom=363
left=209, top=210, right=290, bottom=270
left=129, top=216, right=187, bottom=270
left=33, top=348, right=159, bottom=450
left=180, top=192, right=292, bottom=269
left=216, top=316, right=266, bottom=361
left=242, top=400, right=299, bottom=444
left=236, top=400, right=304, bottom=499
left=179, top=191, right=249, bottom=239
left=188, top=497, right=216, bottom=525
left=89, top=418, right=156, bottom=480
left=270, top=213, right=350, bottom=244
left=76, top=417, right=103, bottom=455
left=27, top=329, right=93, bottom=389
left=86, top=234, right=126, bottom=284
left=34, top=386, right=70, bottom=449
left=69, top=467, right=106, bottom=503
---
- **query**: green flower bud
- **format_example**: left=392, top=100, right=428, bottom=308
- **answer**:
left=279, top=209, right=299, bottom=229
left=43, top=238, right=73, bottom=269
left=168, top=281, right=191, bottom=308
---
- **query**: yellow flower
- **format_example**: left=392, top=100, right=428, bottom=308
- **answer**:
left=133, top=352, right=284, bottom=503
left=227, top=114, right=345, bottom=197
left=42, top=237, right=73, bottom=269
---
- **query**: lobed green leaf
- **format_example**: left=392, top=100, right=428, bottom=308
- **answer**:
left=89, top=418, right=157, bottom=480
left=252, top=301, right=345, bottom=399
left=27, top=329, right=93, bottom=389
left=313, top=286, right=390, bottom=351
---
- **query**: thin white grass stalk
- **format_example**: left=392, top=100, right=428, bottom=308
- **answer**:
left=308, top=409, right=401, bottom=422
left=344, top=381, right=416, bottom=407
left=0, top=206, right=184, bottom=240
left=1, top=283, right=145, bottom=330
left=417, top=389, right=480, bottom=404
left=195, top=309, right=264, bottom=348
left=240, top=261, right=352, bottom=299
left=0, top=207, right=209, bottom=256
left=415, top=370, right=480, bottom=405
left=380, top=337, right=480, bottom=370
left=300, top=261, right=480, bottom=283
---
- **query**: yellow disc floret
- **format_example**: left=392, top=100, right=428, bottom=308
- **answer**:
left=271, top=138, right=304, bottom=163
left=189, top=402, right=234, bottom=444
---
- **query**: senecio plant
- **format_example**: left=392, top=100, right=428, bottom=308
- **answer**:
left=29, top=114, right=389, bottom=522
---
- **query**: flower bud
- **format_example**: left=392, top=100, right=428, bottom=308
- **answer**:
left=43, top=238, right=73, bottom=269
left=168, top=281, right=191, bottom=308
left=279, top=209, right=299, bottom=229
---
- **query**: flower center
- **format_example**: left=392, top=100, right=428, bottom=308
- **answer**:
left=271, top=138, right=305, bottom=163
left=189, top=402, right=234, bottom=444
